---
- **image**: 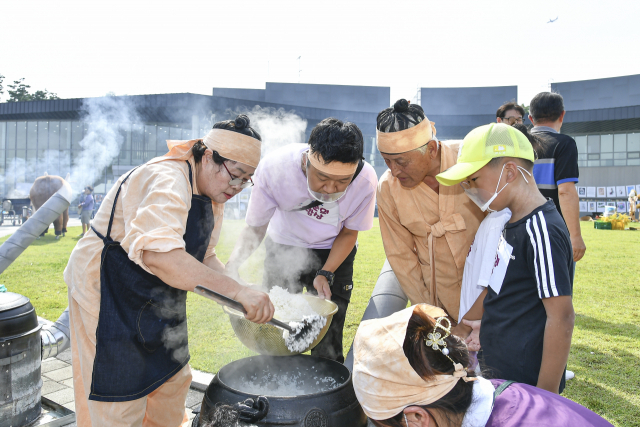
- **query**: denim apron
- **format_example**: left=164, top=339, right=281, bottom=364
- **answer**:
left=89, top=161, right=215, bottom=402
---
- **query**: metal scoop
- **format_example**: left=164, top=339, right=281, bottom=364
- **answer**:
left=194, top=285, right=326, bottom=353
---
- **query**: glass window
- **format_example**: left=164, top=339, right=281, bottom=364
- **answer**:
left=16, top=121, right=27, bottom=149
left=27, top=122, right=38, bottom=150
left=49, top=121, right=60, bottom=150
left=614, top=159, right=626, bottom=166
left=600, top=134, right=613, bottom=152
left=60, top=151, right=71, bottom=177
left=132, top=124, right=144, bottom=163
left=169, top=127, right=182, bottom=140
left=587, top=160, right=599, bottom=167
left=601, top=153, right=613, bottom=160
left=628, top=152, right=640, bottom=159
left=600, top=159, right=613, bottom=167
left=72, top=121, right=83, bottom=150
left=578, top=160, right=587, bottom=168
left=614, top=152, right=626, bottom=159
left=0, top=122, right=5, bottom=150
left=614, top=134, right=626, bottom=152
left=38, top=121, right=48, bottom=150
left=588, top=154, right=600, bottom=160
left=157, top=126, right=169, bottom=149
left=628, top=133, right=640, bottom=152
left=6, top=122, right=17, bottom=150
left=145, top=125, right=157, bottom=151
left=27, top=150, right=37, bottom=160
left=628, top=159, right=640, bottom=166
left=60, top=122, right=70, bottom=149
left=587, top=135, right=600, bottom=153
left=578, top=153, right=587, bottom=160
left=182, top=128, right=192, bottom=140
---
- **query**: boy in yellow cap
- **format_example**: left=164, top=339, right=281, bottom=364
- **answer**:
left=437, top=123, right=575, bottom=395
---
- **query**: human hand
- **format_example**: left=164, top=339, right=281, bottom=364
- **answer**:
left=570, top=235, right=586, bottom=262
left=313, top=275, right=332, bottom=300
left=234, top=287, right=274, bottom=324
left=462, top=319, right=481, bottom=351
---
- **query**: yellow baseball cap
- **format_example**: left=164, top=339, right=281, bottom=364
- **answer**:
left=436, top=123, right=535, bottom=186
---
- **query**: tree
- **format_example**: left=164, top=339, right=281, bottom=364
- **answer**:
left=0, top=74, right=4, bottom=97
left=520, top=103, right=530, bottom=115
left=32, top=89, right=59, bottom=101
left=7, top=78, right=32, bottom=102
left=6, top=77, right=60, bottom=102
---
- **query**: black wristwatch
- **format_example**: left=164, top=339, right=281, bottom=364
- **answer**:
left=315, top=269, right=335, bottom=286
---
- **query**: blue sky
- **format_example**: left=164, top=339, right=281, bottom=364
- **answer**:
left=1, top=0, right=639, bottom=106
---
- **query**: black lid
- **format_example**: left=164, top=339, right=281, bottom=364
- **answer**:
left=0, top=292, right=39, bottom=338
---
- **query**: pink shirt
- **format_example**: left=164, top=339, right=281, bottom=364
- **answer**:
left=246, top=143, right=377, bottom=249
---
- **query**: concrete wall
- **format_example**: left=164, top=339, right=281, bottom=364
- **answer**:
left=264, top=82, right=390, bottom=113
left=212, top=88, right=265, bottom=103
left=553, top=74, right=640, bottom=111
left=419, top=86, right=518, bottom=139
left=421, top=86, right=517, bottom=116
left=212, top=82, right=390, bottom=114
left=579, top=166, right=640, bottom=188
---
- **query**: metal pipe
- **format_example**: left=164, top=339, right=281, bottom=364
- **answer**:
left=40, top=308, right=71, bottom=359
left=345, top=259, right=408, bottom=372
left=0, top=180, right=73, bottom=275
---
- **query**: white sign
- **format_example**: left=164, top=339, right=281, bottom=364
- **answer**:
left=587, top=187, right=596, bottom=197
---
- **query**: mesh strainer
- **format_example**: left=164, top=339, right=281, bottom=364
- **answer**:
left=223, top=294, right=338, bottom=356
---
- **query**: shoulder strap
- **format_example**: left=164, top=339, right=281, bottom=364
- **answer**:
left=493, top=380, right=516, bottom=403
left=185, top=160, right=194, bottom=190
left=103, top=166, right=141, bottom=241
left=292, top=159, right=365, bottom=212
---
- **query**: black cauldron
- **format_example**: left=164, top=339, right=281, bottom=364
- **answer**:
left=0, top=292, right=42, bottom=427
left=195, top=355, right=366, bottom=427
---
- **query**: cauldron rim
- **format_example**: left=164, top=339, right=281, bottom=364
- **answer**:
left=213, top=355, right=353, bottom=399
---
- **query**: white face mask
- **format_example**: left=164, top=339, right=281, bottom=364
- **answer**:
left=305, top=157, right=348, bottom=203
left=460, top=163, right=532, bottom=212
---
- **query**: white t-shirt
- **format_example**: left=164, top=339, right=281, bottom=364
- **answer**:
left=245, top=143, right=377, bottom=249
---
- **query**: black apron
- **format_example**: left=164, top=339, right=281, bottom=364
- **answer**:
left=89, top=161, right=214, bottom=402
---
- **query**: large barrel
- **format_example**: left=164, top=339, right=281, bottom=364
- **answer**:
left=0, top=292, right=42, bottom=427
left=196, top=355, right=366, bottom=427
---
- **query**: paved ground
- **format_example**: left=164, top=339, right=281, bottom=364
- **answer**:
left=41, top=348, right=213, bottom=426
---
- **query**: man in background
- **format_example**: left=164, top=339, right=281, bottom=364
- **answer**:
left=496, top=102, right=526, bottom=125
left=528, top=92, right=586, bottom=263
left=78, top=186, right=94, bottom=237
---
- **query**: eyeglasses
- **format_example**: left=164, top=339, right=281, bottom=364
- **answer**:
left=501, top=116, right=524, bottom=124
left=222, top=162, right=254, bottom=189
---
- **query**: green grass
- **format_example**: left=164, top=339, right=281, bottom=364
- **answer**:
left=1, top=221, right=638, bottom=426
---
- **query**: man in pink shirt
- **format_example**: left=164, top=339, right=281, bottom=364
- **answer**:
left=226, top=118, right=377, bottom=362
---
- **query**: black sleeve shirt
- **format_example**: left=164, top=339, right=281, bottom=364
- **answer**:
left=480, top=200, right=573, bottom=393
left=532, top=131, right=580, bottom=219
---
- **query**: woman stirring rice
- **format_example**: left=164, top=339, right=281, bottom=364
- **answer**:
left=64, top=115, right=274, bottom=427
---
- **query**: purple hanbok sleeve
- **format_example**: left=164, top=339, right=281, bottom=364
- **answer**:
left=487, top=379, right=614, bottom=427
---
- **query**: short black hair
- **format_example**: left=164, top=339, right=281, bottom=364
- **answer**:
left=193, top=114, right=261, bottom=164
left=308, top=118, right=363, bottom=164
left=377, top=99, right=426, bottom=132
left=529, top=92, right=564, bottom=123
left=496, top=102, right=525, bottom=119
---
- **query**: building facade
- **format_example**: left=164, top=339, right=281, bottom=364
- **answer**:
left=1, top=76, right=639, bottom=216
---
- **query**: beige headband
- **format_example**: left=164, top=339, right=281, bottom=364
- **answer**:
left=307, top=149, right=359, bottom=176
left=202, top=128, right=262, bottom=168
left=376, top=118, right=437, bottom=154
left=352, top=304, right=472, bottom=420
